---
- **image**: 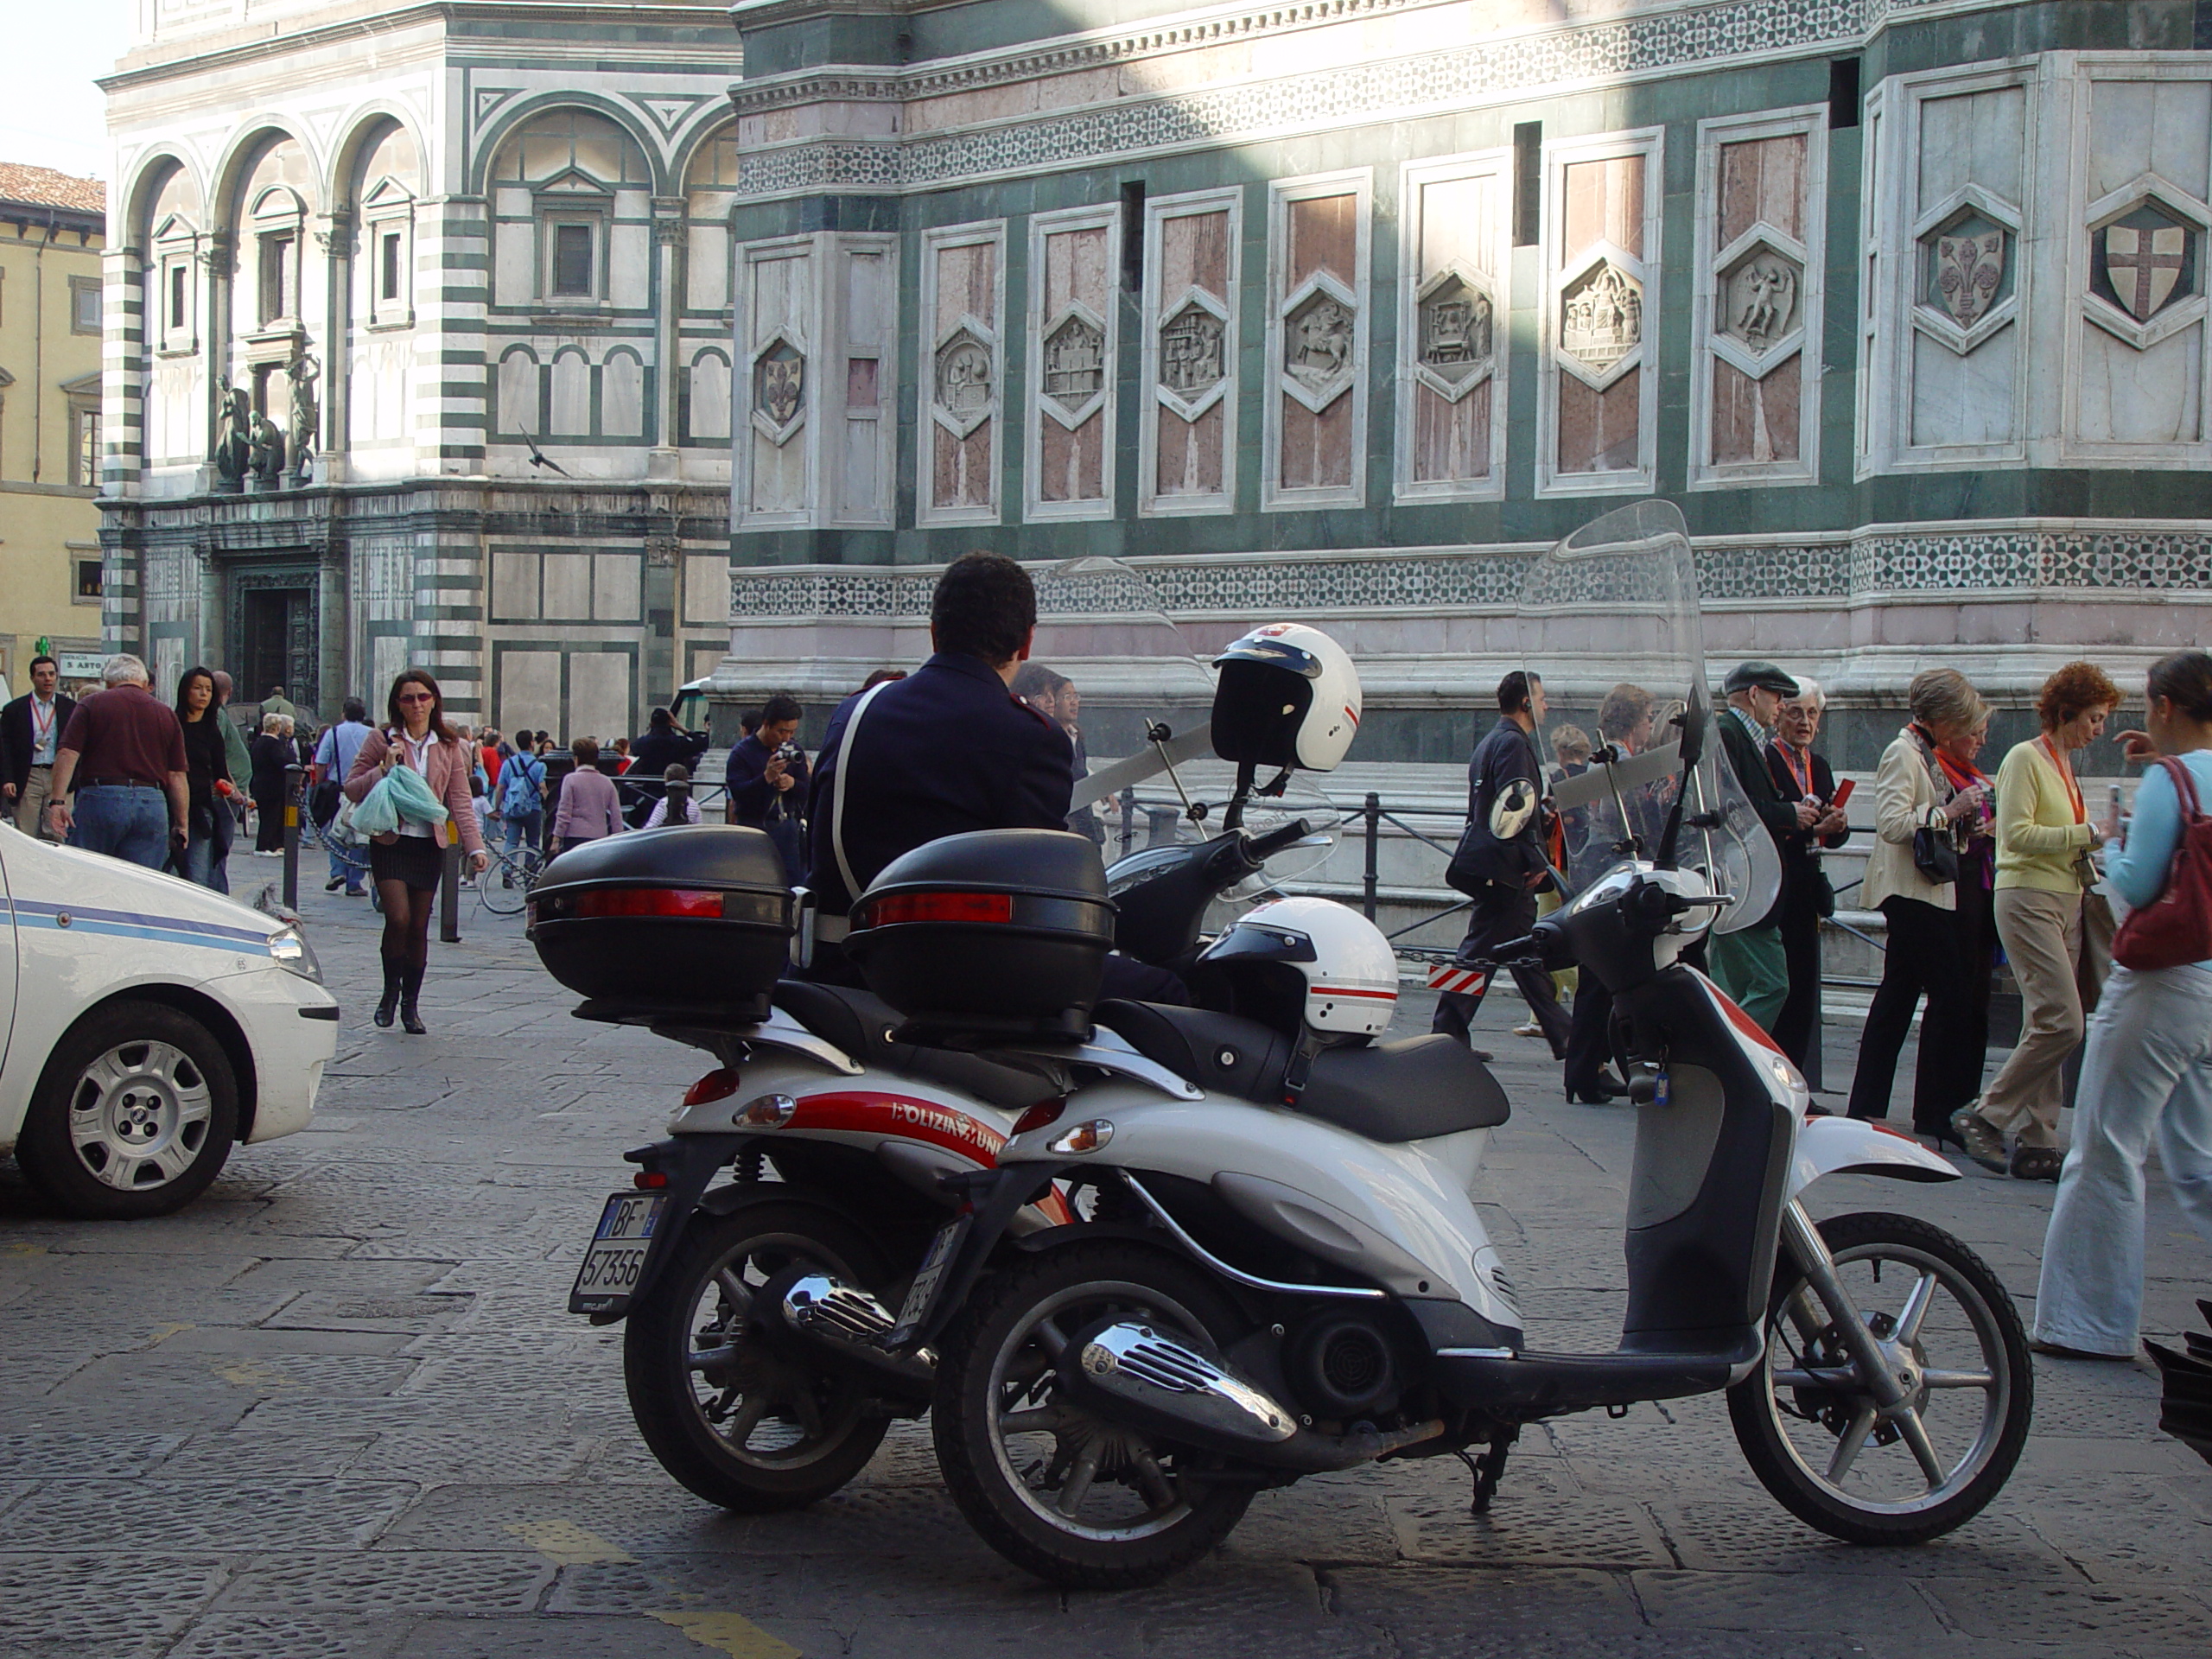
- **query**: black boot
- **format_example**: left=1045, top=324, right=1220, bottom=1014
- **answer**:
left=373, top=961, right=401, bottom=1029
left=400, top=962, right=427, bottom=1035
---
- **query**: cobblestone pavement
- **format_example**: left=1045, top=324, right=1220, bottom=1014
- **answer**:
left=2, top=868, right=2208, bottom=1657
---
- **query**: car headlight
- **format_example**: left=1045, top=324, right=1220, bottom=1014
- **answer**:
left=267, top=926, right=323, bottom=982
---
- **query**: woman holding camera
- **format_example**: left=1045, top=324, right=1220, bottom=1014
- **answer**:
left=1847, top=669, right=1993, bottom=1140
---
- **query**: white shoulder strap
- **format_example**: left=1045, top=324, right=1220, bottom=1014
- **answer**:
left=829, top=680, right=892, bottom=909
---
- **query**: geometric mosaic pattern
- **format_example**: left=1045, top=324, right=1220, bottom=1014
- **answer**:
left=738, top=0, right=1923, bottom=197
left=731, top=528, right=2212, bottom=618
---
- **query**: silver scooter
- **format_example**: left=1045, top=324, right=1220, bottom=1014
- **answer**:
left=886, top=504, right=2032, bottom=1586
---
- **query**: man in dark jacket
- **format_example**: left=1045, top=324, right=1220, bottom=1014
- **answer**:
left=1707, top=660, right=1810, bottom=1034
left=804, top=551, right=1179, bottom=1002
left=0, top=656, right=77, bottom=839
left=727, top=692, right=809, bottom=883
left=1433, top=671, right=1569, bottom=1058
left=626, top=707, right=710, bottom=827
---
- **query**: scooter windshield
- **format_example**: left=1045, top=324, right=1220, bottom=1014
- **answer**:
left=1026, top=556, right=1339, bottom=887
left=1519, top=500, right=1782, bottom=935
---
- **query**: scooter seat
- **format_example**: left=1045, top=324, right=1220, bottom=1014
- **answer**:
left=1094, top=1001, right=1510, bottom=1142
left=772, top=981, right=1053, bottom=1112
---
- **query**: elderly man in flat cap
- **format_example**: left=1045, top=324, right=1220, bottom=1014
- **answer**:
left=1707, top=660, right=1819, bottom=1035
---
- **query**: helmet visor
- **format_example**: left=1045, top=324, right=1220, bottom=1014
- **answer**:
left=1214, top=636, right=1325, bottom=677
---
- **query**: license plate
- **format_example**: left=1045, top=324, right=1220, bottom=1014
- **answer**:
left=887, top=1214, right=970, bottom=1347
left=569, top=1191, right=670, bottom=1316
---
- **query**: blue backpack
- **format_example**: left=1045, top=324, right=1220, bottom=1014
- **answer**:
left=500, top=753, right=543, bottom=815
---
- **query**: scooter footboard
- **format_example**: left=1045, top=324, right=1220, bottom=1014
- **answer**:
left=1436, top=1326, right=1763, bottom=1415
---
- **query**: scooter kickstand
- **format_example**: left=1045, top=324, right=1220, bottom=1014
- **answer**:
left=1455, top=1427, right=1517, bottom=1516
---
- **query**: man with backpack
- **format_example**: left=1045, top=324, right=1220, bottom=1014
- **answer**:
left=497, top=728, right=547, bottom=882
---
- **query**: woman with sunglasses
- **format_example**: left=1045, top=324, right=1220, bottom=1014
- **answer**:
left=343, top=670, right=490, bottom=1033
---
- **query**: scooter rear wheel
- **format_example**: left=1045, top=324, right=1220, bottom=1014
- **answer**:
left=1728, top=1210, right=2031, bottom=1545
left=933, top=1240, right=1255, bottom=1588
left=624, top=1199, right=893, bottom=1512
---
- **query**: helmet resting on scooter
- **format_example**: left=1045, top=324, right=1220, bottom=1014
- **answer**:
left=1211, top=623, right=1362, bottom=773
left=1194, top=895, right=1397, bottom=1038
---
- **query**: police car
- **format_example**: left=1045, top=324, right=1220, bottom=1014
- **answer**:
left=0, top=821, right=338, bottom=1218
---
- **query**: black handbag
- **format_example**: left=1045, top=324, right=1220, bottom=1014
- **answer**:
left=1912, top=825, right=1960, bottom=886
left=309, top=779, right=341, bottom=828
left=1444, top=823, right=1488, bottom=898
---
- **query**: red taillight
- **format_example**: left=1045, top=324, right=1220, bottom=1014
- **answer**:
left=684, top=1068, right=741, bottom=1107
left=575, top=888, right=724, bottom=919
left=632, top=1170, right=670, bottom=1189
left=1012, top=1099, right=1066, bottom=1135
left=865, top=892, right=1014, bottom=927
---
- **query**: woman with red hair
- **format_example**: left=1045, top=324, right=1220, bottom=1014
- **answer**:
left=1954, top=661, right=2123, bottom=1181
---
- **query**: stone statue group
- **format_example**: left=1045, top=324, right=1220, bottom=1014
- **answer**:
left=213, top=349, right=319, bottom=490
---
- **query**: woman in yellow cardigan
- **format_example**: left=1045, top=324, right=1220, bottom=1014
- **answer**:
left=1954, top=662, right=2123, bottom=1181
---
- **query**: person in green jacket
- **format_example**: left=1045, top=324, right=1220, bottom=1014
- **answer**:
left=208, top=671, right=254, bottom=894
left=1708, top=661, right=1811, bottom=1034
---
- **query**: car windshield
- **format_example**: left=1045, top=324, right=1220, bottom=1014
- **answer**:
left=1519, top=500, right=1781, bottom=934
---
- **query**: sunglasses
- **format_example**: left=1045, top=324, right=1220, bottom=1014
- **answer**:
left=397, top=692, right=435, bottom=705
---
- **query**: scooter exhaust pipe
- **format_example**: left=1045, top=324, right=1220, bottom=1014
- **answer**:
left=770, top=1271, right=936, bottom=1400
left=1064, top=1321, right=1441, bottom=1473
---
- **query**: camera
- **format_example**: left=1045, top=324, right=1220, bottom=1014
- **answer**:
left=774, top=741, right=803, bottom=765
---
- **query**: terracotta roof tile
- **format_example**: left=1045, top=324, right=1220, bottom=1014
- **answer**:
left=0, top=163, right=106, bottom=217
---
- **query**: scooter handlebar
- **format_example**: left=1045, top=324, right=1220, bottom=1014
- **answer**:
left=1243, top=817, right=1313, bottom=862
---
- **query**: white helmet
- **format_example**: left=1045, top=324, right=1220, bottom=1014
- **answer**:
left=1211, top=622, right=1363, bottom=773
left=1195, top=896, right=1397, bottom=1037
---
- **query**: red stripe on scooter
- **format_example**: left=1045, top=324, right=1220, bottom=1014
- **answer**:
left=786, top=1091, right=1075, bottom=1224
left=1312, top=984, right=1396, bottom=999
left=1703, top=980, right=1785, bottom=1056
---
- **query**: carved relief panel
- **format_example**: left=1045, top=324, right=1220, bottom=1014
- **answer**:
left=1691, top=110, right=1826, bottom=488
left=1860, top=69, right=2033, bottom=474
left=1026, top=205, right=1118, bottom=522
left=1141, top=188, right=1240, bottom=517
left=919, top=220, right=1005, bottom=526
left=2066, top=60, right=2212, bottom=460
left=1396, top=154, right=1507, bottom=503
left=734, top=232, right=897, bottom=531
left=736, top=237, right=815, bottom=526
left=1264, top=171, right=1370, bottom=511
left=1539, top=131, right=1662, bottom=496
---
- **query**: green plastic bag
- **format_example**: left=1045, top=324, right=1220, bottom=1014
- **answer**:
left=351, top=764, right=445, bottom=837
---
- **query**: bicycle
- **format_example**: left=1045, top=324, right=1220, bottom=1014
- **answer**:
left=474, top=839, right=543, bottom=916
left=298, top=807, right=380, bottom=911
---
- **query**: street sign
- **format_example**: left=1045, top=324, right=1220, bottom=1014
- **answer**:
left=57, top=653, right=105, bottom=679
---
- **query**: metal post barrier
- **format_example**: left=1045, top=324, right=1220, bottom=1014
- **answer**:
left=440, top=836, right=461, bottom=944
left=280, top=763, right=302, bottom=911
left=1363, top=791, right=1381, bottom=921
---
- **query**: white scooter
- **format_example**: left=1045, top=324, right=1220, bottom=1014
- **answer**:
left=880, top=503, right=2032, bottom=1586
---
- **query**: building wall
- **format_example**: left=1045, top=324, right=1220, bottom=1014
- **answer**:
left=0, top=208, right=106, bottom=684
left=96, top=0, right=738, bottom=733
left=709, top=0, right=2212, bottom=770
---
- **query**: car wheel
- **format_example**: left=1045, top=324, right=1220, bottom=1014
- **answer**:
left=14, top=1001, right=241, bottom=1219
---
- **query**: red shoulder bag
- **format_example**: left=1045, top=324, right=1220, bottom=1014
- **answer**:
left=2112, top=756, right=2212, bottom=971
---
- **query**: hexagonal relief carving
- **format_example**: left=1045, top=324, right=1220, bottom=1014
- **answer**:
left=2093, top=200, right=2197, bottom=324
left=933, top=327, right=994, bottom=438
left=1923, top=214, right=2008, bottom=328
left=1040, top=310, right=1105, bottom=420
left=1560, top=261, right=1643, bottom=375
left=1160, top=302, right=1225, bottom=400
left=1284, top=289, right=1355, bottom=402
left=751, top=339, right=804, bottom=444
left=1719, top=245, right=1800, bottom=353
left=1417, top=273, right=1494, bottom=389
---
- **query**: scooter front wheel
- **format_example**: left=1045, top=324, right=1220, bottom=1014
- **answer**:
left=933, top=1241, right=1255, bottom=1588
left=623, top=1200, right=893, bottom=1511
left=1728, top=1210, right=2031, bottom=1545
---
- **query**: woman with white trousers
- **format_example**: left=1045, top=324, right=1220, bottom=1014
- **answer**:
left=2033, top=650, right=2212, bottom=1361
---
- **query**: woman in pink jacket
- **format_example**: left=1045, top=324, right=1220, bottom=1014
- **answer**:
left=552, top=736, right=625, bottom=854
left=344, top=670, right=489, bottom=1033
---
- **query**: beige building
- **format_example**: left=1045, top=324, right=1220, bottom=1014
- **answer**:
left=0, top=162, right=106, bottom=692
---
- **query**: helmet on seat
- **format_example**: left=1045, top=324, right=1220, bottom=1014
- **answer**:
left=1211, top=623, right=1362, bottom=773
left=1193, top=896, right=1397, bottom=1038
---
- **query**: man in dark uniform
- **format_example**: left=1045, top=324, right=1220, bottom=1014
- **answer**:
left=804, top=551, right=1180, bottom=1001
left=1433, top=671, right=1569, bottom=1057
left=1707, top=660, right=1809, bottom=1033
